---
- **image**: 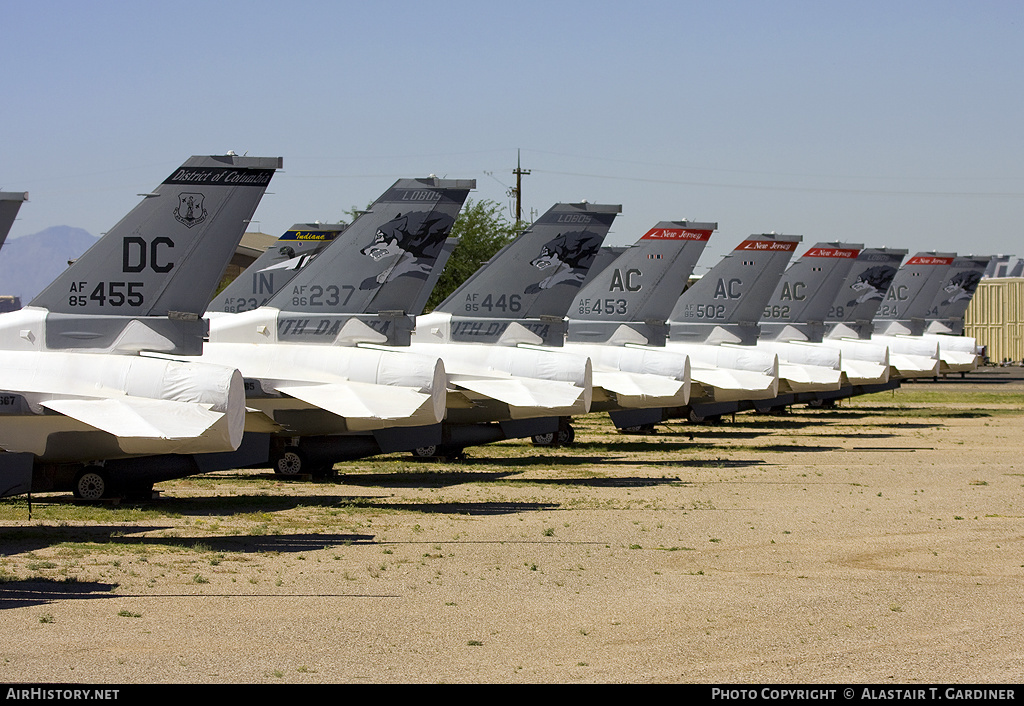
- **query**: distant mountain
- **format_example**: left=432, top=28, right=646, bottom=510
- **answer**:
left=0, top=226, right=99, bottom=303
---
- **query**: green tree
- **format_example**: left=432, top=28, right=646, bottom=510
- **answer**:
left=424, top=198, right=523, bottom=312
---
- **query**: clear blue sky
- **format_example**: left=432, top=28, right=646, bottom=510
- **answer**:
left=3, top=0, right=1022, bottom=271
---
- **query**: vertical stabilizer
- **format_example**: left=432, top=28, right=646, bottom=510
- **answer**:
left=262, top=177, right=474, bottom=345
left=923, top=255, right=991, bottom=335
left=759, top=242, right=863, bottom=342
left=409, top=237, right=458, bottom=315
left=872, top=252, right=956, bottom=336
left=567, top=221, right=715, bottom=345
left=430, top=202, right=620, bottom=345
left=824, top=247, right=907, bottom=339
left=667, top=234, right=802, bottom=345
left=579, top=246, right=628, bottom=286
left=0, top=192, right=28, bottom=250
left=24, top=155, right=281, bottom=354
left=209, top=223, right=347, bottom=314
left=436, top=202, right=620, bottom=318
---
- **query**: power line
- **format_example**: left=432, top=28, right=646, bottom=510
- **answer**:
left=531, top=168, right=1024, bottom=198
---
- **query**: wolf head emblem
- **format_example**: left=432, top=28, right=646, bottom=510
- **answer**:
left=525, top=230, right=602, bottom=294
left=847, top=265, right=897, bottom=306
left=358, top=210, right=455, bottom=290
left=941, top=270, right=982, bottom=304
left=361, top=211, right=452, bottom=262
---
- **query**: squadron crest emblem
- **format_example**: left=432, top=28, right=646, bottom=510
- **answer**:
left=174, top=192, right=207, bottom=228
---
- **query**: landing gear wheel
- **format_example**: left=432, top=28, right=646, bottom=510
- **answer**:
left=531, top=432, right=556, bottom=447
left=412, top=444, right=465, bottom=461
left=688, top=410, right=706, bottom=424
left=557, top=425, right=575, bottom=445
left=274, top=446, right=307, bottom=477
left=412, top=445, right=439, bottom=458
left=621, top=424, right=656, bottom=434
left=73, top=470, right=109, bottom=501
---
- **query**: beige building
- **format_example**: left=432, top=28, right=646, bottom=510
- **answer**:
left=965, top=278, right=1024, bottom=364
left=215, top=231, right=277, bottom=293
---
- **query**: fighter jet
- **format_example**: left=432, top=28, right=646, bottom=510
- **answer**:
left=816, top=246, right=931, bottom=384
left=407, top=202, right=625, bottom=453
left=559, top=222, right=715, bottom=421
left=913, top=254, right=990, bottom=373
left=187, top=178, right=473, bottom=475
left=0, top=191, right=33, bottom=496
left=563, top=231, right=857, bottom=426
left=868, top=252, right=968, bottom=376
left=0, top=154, right=281, bottom=499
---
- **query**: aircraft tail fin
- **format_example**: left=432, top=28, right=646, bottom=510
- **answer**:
left=435, top=202, right=621, bottom=318
left=26, top=155, right=280, bottom=354
left=923, top=255, right=991, bottom=334
left=0, top=192, right=28, bottom=250
left=209, top=223, right=347, bottom=314
left=758, top=242, right=863, bottom=342
left=409, top=237, right=458, bottom=315
left=667, top=233, right=802, bottom=345
left=567, top=221, right=715, bottom=345
left=872, top=252, right=956, bottom=336
left=824, top=247, right=907, bottom=339
left=261, top=178, right=473, bottom=346
left=431, top=202, right=620, bottom=344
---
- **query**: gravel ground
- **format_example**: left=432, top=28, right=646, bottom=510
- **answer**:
left=1, top=367, right=1022, bottom=684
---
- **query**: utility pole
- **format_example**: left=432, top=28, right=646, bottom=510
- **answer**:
left=509, top=149, right=530, bottom=223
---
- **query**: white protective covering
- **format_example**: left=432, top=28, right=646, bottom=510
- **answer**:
left=869, top=335, right=942, bottom=378
left=411, top=341, right=593, bottom=418
left=816, top=338, right=891, bottom=386
left=660, top=342, right=780, bottom=402
left=920, top=333, right=982, bottom=372
left=193, top=341, right=448, bottom=433
left=560, top=342, right=691, bottom=408
left=754, top=340, right=844, bottom=392
left=0, top=351, right=244, bottom=459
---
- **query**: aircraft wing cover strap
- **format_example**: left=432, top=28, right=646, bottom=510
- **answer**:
left=274, top=381, right=433, bottom=421
left=40, top=396, right=223, bottom=440
left=450, top=375, right=583, bottom=408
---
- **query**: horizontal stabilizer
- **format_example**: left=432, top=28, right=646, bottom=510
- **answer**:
left=840, top=359, right=890, bottom=385
left=691, top=367, right=778, bottom=399
left=244, top=408, right=286, bottom=433
left=889, top=353, right=940, bottom=377
left=41, top=396, right=223, bottom=440
left=450, top=375, right=583, bottom=409
left=593, top=370, right=686, bottom=398
left=778, top=363, right=843, bottom=388
left=939, top=349, right=979, bottom=366
left=275, top=381, right=434, bottom=421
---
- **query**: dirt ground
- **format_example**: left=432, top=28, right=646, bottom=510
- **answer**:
left=1, top=367, right=1022, bottom=684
